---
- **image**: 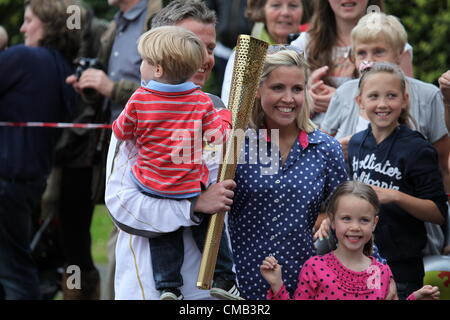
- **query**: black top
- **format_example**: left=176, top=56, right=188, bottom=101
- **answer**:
left=0, top=45, right=75, bottom=180
left=348, top=124, right=448, bottom=282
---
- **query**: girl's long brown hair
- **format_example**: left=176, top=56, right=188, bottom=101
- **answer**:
left=306, top=0, right=385, bottom=86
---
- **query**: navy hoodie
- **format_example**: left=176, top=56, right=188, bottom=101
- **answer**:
left=348, top=124, right=448, bottom=283
left=0, top=45, right=75, bottom=180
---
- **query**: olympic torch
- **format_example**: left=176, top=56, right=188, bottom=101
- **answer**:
left=197, top=35, right=268, bottom=290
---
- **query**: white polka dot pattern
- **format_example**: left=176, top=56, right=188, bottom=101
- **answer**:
left=228, top=129, right=348, bottom=300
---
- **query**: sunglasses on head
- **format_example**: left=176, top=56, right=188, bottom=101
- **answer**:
left=267, top=44, right=304, bottom=55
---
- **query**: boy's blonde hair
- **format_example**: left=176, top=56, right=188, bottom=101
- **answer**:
left=351, top=12, right=408, bottom=56
left=250, top=48, right=316, bottom=133
left=137, top=26, right=206, bottom=83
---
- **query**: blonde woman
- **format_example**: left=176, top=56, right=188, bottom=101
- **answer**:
left=227, top=47, right=348, bottom=299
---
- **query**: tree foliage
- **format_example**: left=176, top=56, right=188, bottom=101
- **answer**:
left=385, top=0, right=450, bottom=84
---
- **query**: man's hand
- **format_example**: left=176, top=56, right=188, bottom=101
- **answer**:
left=66, top=68, right=114, bottom=98
left=194, top=179, right=236, bottom=214
left=66, top=74, right=82, bottom=94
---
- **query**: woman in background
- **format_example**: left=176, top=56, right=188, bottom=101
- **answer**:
left=0, top=0, right=81, bottom=299
left=221, top=0, right=304, bottom=106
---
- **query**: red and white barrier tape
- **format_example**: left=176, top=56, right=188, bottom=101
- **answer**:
left=3, top=121, right=450, bottom=198
left=0, top=121, right=111, bottom=129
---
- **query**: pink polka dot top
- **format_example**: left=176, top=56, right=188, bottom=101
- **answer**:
left=267, top=252, right=415, bottom=300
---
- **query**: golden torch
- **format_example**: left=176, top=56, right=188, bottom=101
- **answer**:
left=197, top=35, right=268, bottom=290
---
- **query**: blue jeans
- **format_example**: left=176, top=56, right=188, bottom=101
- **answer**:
left=0, top=178, right=45, bottom=299
left=150, top=216, right=235, bottom=290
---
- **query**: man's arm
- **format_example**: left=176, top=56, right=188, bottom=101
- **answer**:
left=104, top=136, right=236, bottom=238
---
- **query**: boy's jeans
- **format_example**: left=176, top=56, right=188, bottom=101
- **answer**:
left=150, top=216, right=235, bottom=290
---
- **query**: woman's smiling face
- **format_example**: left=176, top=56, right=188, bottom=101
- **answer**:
left=264, top=0, right=303, bottom=43
left=258, top=65, right=305, bottom=130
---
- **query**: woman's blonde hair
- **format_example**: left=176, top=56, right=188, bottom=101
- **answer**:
left=351, top=12, right=408, bottom=57
left=138, top=26, right=206, bottom=83
left=249, top=48, right=316, bottom=133
left=358, top=62, right=413, bottom=127
left=326, top=181, right=379, bottom=256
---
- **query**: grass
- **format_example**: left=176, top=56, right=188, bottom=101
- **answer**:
left=90, top=205, right=114, bottom=265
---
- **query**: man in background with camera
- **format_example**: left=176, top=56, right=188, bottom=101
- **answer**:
left=63, top=0, right=162, bottom=300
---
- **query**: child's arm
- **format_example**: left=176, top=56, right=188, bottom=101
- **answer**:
left=372, top=186, right=445, bottom=225
left=407, top=285, right=440, bottom=300
left=371, top=143, right=447, bottom=225
left=112, top=99, right=138, bottom=141
left=260, top=256, right=284, bottom=296
left=261, top=256, right=318, bottom=300
left=385, top=278, right=399, bottom=300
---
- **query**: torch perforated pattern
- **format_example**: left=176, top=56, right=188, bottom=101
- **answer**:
left=197, top=35, right=268, bottom=290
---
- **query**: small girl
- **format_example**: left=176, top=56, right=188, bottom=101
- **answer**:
left=348, top=63, right=447, bottom=299
left=260, top=181, right=440, bottom=300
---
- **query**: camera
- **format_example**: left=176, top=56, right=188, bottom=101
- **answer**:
left=75, top=57, right=103, bottom=80
left=74, top=57, right=104, bottom=97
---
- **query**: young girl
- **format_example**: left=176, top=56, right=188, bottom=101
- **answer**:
left=260, top=181, right=440, bottom=300
left=227, top=47, right=348, bottom=300
left=347, top=63, right=447, bottom=299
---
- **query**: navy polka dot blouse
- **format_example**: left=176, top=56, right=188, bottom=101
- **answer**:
left=228, top=129, right=348, bottom=300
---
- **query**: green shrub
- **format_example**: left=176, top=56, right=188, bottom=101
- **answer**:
left=385, top=0, right=450, bottom=84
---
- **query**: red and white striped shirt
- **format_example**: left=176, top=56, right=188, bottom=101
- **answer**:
left=112, top=81, right=231, bottom=198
